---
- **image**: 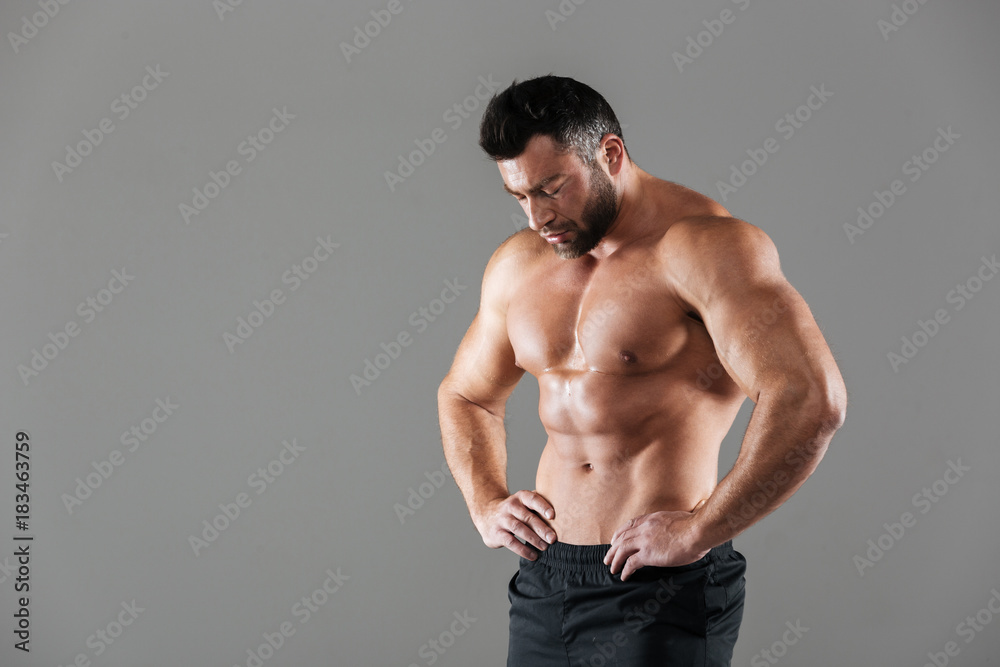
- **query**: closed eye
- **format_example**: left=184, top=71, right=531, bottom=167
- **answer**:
left=511, top=185, right=562, bottom=201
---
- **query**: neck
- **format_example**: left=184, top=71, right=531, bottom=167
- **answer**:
left=587, top=165, right=658, bottom=260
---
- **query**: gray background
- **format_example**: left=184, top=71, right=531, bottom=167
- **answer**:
left=2, top=0, right=999, bottom=665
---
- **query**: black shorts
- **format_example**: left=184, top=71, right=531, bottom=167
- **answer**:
left=507, top=540, right=746, bottom=666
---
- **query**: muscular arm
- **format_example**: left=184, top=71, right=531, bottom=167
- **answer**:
left=665, top=216, right=848, bottom=551
left=437, top=236, right=523, bottom=524
left=437, top=232, right=557, bottom=556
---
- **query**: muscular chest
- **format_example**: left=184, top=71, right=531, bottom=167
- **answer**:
left=506, top=251, right=706, bottom=376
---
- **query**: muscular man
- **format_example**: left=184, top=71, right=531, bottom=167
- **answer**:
left=437, top=75, right=847, bottom=666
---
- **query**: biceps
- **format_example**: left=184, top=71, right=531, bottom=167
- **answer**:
left=440, top=308, right=524, bottom=414
left=705, top=283, right=827, bottom=402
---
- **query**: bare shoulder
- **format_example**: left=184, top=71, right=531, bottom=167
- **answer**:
left=489, top=226, right=547, bottom=273
left=660, top=215, right=782, bottom=287
left=481, top=227, right=547, bottom=308
left=658, top=179, right=732, bottom=219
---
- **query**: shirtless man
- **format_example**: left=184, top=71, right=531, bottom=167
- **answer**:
left=436, top=75, right=847, bottom=665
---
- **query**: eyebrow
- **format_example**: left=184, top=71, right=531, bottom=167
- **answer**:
left=502, top=173, right=564, bottom=197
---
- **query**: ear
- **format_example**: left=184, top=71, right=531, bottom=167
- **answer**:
left=599, top=133, right=626, bottom=176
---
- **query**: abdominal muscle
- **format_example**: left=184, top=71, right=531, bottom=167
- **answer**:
left=532, top=382, right=740, bottom=545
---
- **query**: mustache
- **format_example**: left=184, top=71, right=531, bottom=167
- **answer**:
left=543, top=224, right=574, bottom=235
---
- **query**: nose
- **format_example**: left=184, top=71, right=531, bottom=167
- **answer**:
left=524, top=197, right=556, bottom=232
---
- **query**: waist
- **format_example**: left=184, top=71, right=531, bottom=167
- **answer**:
left=524, top=539, right=734, bottom=575
left=536, top=453, right=717, bottom=544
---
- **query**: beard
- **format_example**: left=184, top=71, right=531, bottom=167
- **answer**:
left=549, top=163, right=620, bottom=259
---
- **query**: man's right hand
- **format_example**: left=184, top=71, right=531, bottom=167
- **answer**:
left=475, top=490, right=557, bottom=560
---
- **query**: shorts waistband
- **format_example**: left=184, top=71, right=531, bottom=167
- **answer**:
left=529, top=539, right=734, bottom=574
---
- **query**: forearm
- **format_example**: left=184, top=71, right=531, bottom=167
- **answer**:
left=690, top=391, right=844, bottom=551
left=437, top=387, right=510, bottom=529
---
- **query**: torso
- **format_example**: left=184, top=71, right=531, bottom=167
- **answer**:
left=504, top=181, right=748, bottom=544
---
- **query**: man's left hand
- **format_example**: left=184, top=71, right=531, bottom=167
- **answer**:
left=604, top=500, right=710, bottom=581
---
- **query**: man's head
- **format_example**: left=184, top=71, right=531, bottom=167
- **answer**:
left=479, top=75, right=630, bottom=259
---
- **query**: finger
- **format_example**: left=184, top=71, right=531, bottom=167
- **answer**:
left=605, top=522, right=635, bottom=565
left=620, top=553, right=643, bottom=581
left=500, top=531, right=540, bottom=560
left=609, top=525, right=635, bottom=555
left=506, top=513, right=550, bottom=552
left=510, top=497, right=556, bottom=545
left=610, top=516, right=639, bottom=545
left=522, top=512, right=557, bottom=545
left=692, top=498, right=708, bottom=512
left=608, top=539, right=638, bottom=575
left=603, top=543, right=618, bottom=566
left=524, top=490, right=556, bottom=520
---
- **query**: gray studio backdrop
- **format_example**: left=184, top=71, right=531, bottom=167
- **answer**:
left=2, top=0, right=998, bottom=665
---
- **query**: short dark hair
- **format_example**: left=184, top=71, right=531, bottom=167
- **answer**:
left=478, top=74, right=628, bottom=165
